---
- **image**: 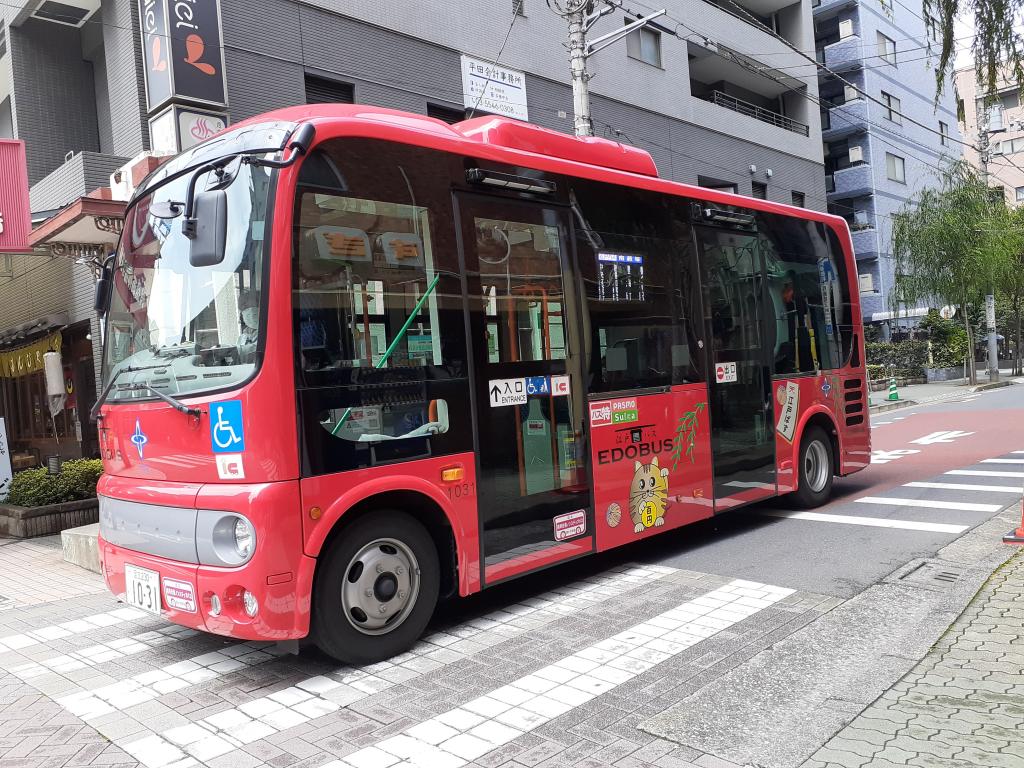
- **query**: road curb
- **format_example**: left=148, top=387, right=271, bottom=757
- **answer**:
left=868, top=398, right=918, bottom=414
left=969, top=379, right=1014, bottom=392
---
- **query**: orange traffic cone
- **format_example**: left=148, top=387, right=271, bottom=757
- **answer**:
left=1003, top=493, right=1024, bottom=545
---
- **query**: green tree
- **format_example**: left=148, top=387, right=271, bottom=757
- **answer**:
left=997, top=208, right=1024, bottom=374
left=926, top=1, right=1024, bottom=99
left=891, top=161, right=1020, bottom=383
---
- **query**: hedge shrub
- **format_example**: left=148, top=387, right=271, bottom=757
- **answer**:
left=4, top=459, right=103, bottom=507
left=865, top=340, right=929, bottom=378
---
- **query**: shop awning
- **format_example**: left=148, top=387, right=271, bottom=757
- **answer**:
left=28, top=196, right=126, bottom=264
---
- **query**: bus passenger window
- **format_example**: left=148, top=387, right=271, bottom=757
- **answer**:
left=294, top=194, right=459, bottom=378
left=475, top=218, right=567, bottom=364
left=759, top=214, right=847, bottom=373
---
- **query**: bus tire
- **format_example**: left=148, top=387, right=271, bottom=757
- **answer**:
left=793, top=426, right=834, bottom=508
left=313, top=511, right=439, bottom=664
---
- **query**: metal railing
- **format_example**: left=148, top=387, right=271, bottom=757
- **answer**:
left=705, top=90, right=810, bottom=136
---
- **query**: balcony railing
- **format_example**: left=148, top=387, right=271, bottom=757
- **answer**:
left=704, top=90, right=810, bottom=136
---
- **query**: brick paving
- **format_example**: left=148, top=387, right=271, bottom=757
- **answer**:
left=0, top=533, right=845, bottom=768
left=803, top=550, right=1024, bottom=768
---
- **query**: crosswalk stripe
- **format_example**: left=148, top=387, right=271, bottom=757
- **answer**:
left=83, top=564, right=678, bottom=766
left=855, top=496, right=1003, bottom=513
left=311, top=579, right=793, bottom=768
left=0, top=607, right=153, bottom=653
left=762, top=510, right=969, bottom=534
left=904, top=481, right=1023, bottom=494
left=948, top=469, right=1024, bottom=479
left=981, top=458, right=1024, bottom=464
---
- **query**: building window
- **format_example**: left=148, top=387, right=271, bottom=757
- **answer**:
left=626, top=19, right=661, bottom=67
left=427, top=104, right=466, bottom=124
left=881, top=91, right=901, bottom=123
left=877, top=32, right=896, bottom=65
left=939, top=121, right=949, bottom=146
left=304, top=75, right=354, bottom=105
left=752, top=181, right=767, bottom=199
left=791, top=191, right=805, bottom=207
left=886, top=152, right=906, bottom=183
left=513, top=0, right=525, bottom=15
left=1016, top=187, right=1024, bottom=203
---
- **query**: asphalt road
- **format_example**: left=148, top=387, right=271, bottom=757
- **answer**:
left=644, top=381, right=1024, bottom=597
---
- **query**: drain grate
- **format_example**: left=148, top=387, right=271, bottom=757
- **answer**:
left=896, top=560, right=966, bottom=590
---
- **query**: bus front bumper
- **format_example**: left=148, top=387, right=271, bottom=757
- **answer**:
left=97, top=477, right=316, bottom=642
left=99, top=536, right=316, bottom=641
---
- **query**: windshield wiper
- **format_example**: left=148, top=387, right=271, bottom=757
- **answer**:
left=117, top=383, right=202, bottom=418
left=90, top=363, right=200, bottom=421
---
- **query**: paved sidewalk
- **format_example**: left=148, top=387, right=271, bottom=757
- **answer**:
left=869, top=377, right=1020, bottom=410
left=803, top=550, right=1024, bottom=768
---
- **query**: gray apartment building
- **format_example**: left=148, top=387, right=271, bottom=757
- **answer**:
left=0, top=0, right=825, bottom=459
left=813, top=0, right=960, bottom=332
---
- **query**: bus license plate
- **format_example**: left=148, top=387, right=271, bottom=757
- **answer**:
left=124, top=564, right=161, bottom=615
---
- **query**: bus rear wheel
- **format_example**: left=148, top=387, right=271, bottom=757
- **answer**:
left=793, top=426, right=834, bottom=508
left=313, top=511, right=439, bottom=664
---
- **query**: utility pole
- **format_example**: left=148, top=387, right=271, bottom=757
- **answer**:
left=977, top=72, right=1000, bottom=383
left=548, top=1, right=666, bottom=137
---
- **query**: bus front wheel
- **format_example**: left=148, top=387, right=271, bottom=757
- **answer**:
left=793, top=426, right=834, bottom=508
left=313, top=511, right=439, bottom=664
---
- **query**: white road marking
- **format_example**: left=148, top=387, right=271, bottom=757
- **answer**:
left=948, top=469, right=1024, bottom=479
left=317, top=579, right=793, bottom=768
left=1013, top=451, right=1024, bottom=455
left=871, top=449, right=920, bottom=464
left=910, top=430, right=975, bottom=445
left=763, top=510, right=968, bottom=534
left=0, top=607, right=152, bottom=653
left=855, top=496, right=1003, bottom=513
left=981, top=458, right=1024, bottom=464
left=904, top=481, right=1023, bottom=494
left=104, top=564, right=678, bottom=767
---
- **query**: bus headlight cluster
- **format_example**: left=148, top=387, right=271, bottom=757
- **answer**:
left=233, top=518, right=255, bottom=559
left=197, top=512, right=257, bottom=567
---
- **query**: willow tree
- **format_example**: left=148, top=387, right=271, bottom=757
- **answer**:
left=926, top=0, right=1024, bottom=98
left=891, top=161, right=1019, bottom=383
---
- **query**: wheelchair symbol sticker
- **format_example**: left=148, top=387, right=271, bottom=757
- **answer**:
left=210, top=400, right=245, bottom=454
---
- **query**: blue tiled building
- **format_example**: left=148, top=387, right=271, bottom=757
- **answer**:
left=814, top=0, right=961, bottom=333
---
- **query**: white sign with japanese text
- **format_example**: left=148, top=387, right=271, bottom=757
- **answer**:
left=461, top=55, right=529, bottom=121
left=0, top=418, right=12, bottom=501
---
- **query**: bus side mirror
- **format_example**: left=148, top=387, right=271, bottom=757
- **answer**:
left=189, top=189, right=228, bottom=267
left=94, top=266, right=113, bottom=313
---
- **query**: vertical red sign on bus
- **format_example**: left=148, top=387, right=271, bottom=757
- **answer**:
left=0, top=140, right=31, bottom=254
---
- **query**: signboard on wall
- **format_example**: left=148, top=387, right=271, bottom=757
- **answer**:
left=149, top=104, right=228, bottom=153
left=138, top=0, right=228, bottom=113
left=460, top=55, right=528, bottom=121
left=0, top=140, right=30, bottom=254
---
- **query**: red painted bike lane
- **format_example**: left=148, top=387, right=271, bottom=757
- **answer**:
left=827, top=390, right=1024, bottom=507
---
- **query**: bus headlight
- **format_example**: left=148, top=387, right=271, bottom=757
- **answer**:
left=196, top=512, right=257, bottom=566
left=233, top=518, right=255, bottom=559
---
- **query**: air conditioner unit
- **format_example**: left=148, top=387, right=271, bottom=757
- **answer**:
left=844, top=85, right=859, bottom=102
left=859, top=272, right=874, bottom=293
left=31, top=0, right=100, bottom=28
left=848, top=145, right=863, bottom=163
left=839, top=19, right=854, bottom=39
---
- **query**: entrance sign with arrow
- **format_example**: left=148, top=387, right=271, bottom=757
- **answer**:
left=489, top=378, right=527, bottom=407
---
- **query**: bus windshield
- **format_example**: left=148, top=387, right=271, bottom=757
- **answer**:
left=100, top=156, right=274, bottom=402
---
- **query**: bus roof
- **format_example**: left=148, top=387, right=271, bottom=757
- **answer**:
left=229, top=103, right=851, bottom=240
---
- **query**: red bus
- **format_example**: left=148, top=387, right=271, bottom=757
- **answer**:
left=94, top=105, right=870, bottom=663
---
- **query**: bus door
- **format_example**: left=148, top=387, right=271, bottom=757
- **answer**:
left=455, top=194, right=593, bottom=585
left=695, top=223, right=777, bottom=509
